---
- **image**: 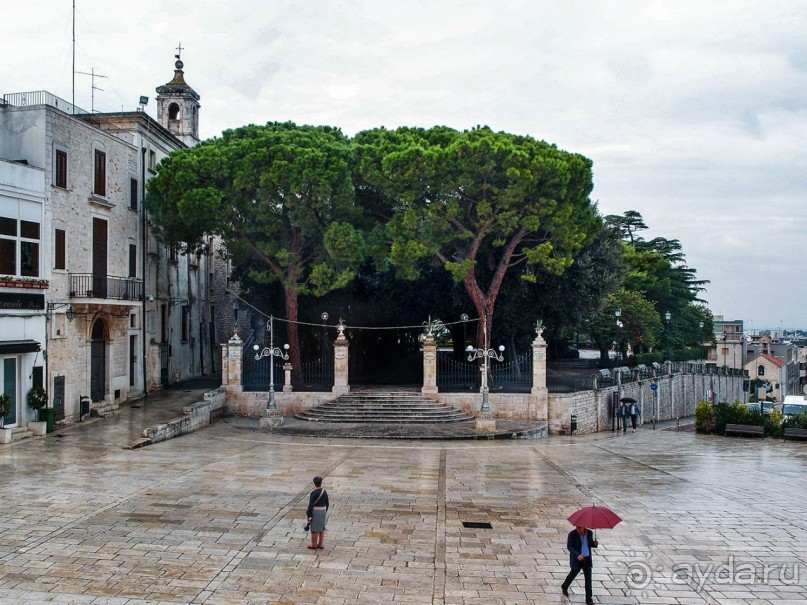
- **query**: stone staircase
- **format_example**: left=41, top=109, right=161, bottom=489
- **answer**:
left=295, top=391, right=474, bottom=424
left=91, top=401, right=121, bottom=418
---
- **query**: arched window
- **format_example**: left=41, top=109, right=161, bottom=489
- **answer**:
left=92, top=319, right=105, bottom=340
left=168, top=103, right=180, bottom=120
left=757, top=365, right=765, bottom=376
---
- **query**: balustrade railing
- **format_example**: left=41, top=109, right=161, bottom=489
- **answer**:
left=69, top=273, right=143, bottom=300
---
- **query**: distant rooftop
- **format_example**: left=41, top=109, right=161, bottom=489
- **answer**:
left=2, top=91, right=89, bottom=115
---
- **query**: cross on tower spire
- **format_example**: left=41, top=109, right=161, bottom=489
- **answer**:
left=175, top=42, right=183, bottom=60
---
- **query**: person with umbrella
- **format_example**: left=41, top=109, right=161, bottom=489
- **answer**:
left=618, top=398, right=631, bottom=432
left=562, top=506, right=622, bottom=604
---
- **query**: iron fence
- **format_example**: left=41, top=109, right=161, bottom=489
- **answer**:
left=242, top=352, right=286, bottom=392
left=489, top=351, right=533, bottom=393
left=299, top=351, right=333, bottom=392
left=437, top=352, right=480, bottom=392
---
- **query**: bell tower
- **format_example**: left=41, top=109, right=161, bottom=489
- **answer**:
left=156, top=45, right=200, bottom=147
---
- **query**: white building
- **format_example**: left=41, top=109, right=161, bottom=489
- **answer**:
left=0, top=157, right=46, bottom=429
left=0, top=58, right=215, bottom=426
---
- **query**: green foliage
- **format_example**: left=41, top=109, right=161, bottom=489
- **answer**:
left=694, top=400, right=715, bottom=434
left=147, top=122, right=367, bottom=376
left=597, top=212, right=711, bottom=357
left=147, top=122, right=364, bottom=296
left=694, top=400, right=784, bottom=438
left=354, top=125, right=601, bottom=343
left=782, top=410, right=807, bottom=430
left=27, top=386, right=48, bottom=411
left=0, top=392, right=10, bottom=426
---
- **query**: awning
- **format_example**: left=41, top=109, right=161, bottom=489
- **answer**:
left=0, top=340, right=41, bottom=354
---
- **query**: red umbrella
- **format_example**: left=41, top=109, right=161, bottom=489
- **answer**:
left=567, top=506, right=622, bottom=529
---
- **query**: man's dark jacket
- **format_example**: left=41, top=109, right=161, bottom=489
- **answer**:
left=567, top=528, right=597, bottom=571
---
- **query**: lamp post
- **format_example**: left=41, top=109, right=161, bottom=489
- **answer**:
left=664, top=311, right=671, bottom=361
left=253, top=315, right=289, bottom=410
left=698, top=320, right=704, bottom=366
left=614, top=306, right=622, bottom=363
left=465, top=314, right=504, bottom=415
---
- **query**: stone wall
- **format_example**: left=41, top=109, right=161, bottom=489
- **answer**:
left=548, top=371, right=745, bottom=435
left=136, top=387, right=225, bottom=447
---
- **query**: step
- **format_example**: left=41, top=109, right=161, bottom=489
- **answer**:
left=296, top=391, right=474, bottom=424
left=91, top=402, right=121, bottom=418
left=11, top=426, right=34, bottom=442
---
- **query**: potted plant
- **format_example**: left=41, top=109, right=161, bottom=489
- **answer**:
left=1, top=393, right=13, bottom=443
left=27, top=386, right=50, bottom=435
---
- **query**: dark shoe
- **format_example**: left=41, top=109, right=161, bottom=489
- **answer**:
left=586, top=600, right=595, bottom=605
left=307, top=545, right=317, bottom=549
left=561, top=586, right=569, bottom=596
left=317, top=545, right=324, bottom=549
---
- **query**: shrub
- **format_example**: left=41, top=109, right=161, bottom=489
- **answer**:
left=695, top=400, right=715, bottom=434
left=695, top=400, right=767, bottom=435
left=0, top=393, right=10, bottom=427
left=27, top=386, right=48, bottom=411
left=783, top=410, right=807, bottom=431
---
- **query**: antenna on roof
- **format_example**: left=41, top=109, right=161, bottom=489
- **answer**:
left=76, top=67, right=108, bottom=113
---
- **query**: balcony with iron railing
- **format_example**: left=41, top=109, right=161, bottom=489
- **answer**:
left=69, top=273, right=143, bottom=301
left=2, top=91, right=89, bottom=115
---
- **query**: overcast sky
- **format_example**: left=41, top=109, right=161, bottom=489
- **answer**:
left=2, top=1, right=805, bottom=330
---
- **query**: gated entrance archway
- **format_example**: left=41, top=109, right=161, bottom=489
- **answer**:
left=90, top=319, right=106, bottom=402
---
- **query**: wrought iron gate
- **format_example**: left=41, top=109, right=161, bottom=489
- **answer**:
left=436, top=352, right=480, bottom=392
left=489, top=351, right=533, bottom=393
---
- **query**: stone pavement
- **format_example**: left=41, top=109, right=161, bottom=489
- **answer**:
left=1, top=396, right=806, bottom=604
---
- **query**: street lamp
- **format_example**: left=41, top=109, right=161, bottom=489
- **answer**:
left=253, top=315, right=289, bottom=410
left=698, top=321, right=704, bottom=365
left=664, top=311, right=671, bottom=361
left=614, top=306, right=622, bottom=363
left=465, top=315, right=504, bottom=415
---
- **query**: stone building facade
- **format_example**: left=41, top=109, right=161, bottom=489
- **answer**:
left=0, top=58, right=217, bottom=425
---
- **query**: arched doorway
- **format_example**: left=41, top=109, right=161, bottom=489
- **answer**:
left=90, top=319, right=106, bottom=402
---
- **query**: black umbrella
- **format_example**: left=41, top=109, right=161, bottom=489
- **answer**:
left=620, top=397, right=637, bottom=403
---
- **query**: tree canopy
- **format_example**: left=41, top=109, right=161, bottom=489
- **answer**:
left=146, top=122, right=365, bottom=379
left=354, top=126, right=601, bottom=345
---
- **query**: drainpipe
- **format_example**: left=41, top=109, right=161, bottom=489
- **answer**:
left=141, top=145, right=148, bottom=396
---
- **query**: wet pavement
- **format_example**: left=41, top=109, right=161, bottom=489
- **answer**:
left=1, top=388, right=806, bottom=604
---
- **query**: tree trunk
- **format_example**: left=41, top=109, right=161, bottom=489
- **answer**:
left=283, top=285, right=302, bottom=388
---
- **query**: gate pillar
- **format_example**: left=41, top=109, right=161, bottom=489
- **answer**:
left=530, top=321, right=548, bottom=419
left=222, top=330, right=243, bottom=392
left=332, top=323, right=350, bottom=394
left=422, top=333, right=438, bottom=395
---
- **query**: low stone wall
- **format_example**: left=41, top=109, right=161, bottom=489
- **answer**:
left=135, top=388, right=226, bottom=448
left=223, top=388, right=547, bottom=421
left=224, top=389, right=341, bottom=417
left=548, top=372, right=745, bottom=435
left=436, top=392, right=544, bottom=420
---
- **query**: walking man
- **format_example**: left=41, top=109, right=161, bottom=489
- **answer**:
left=620, top=401, right=629, bottom=432
left=629, top=401, right=640, bottom=432
left=562, top=525, right=599, bottom=604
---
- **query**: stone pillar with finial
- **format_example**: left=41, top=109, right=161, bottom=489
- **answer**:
left=222, top=327, right=243, bottom=392
left=422, top=320, right=438, bottom=395
left=531, top=319, right=548, bottom=419
left=332, top=319, right=350, bottom=394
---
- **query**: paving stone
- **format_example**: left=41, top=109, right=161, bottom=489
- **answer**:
left=2, top=386, right=806, bottom=603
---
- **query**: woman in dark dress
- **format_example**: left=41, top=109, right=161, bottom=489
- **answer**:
left=307, top=476, right=329, bottom=549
